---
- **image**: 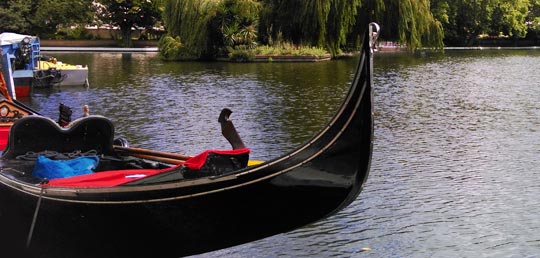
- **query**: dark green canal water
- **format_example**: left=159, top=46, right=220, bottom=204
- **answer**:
left=25, top=49, right=540, bottom=257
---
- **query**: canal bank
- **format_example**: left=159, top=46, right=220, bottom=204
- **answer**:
left=40, top=39, right=333, bottom=62
left=40, top=39, right=158, bottom=53
left=41, top=46, right=159, bottom=52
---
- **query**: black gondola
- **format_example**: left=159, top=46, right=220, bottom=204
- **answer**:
left=0, top=23, right=379, bottom=258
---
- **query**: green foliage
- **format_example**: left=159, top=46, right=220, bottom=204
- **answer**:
left=34, top=0, right=94, bottom=38
left=431, top=0, right=530, bottom=46
left=211, top=0, right=261, bottom=49
left=160, top=0, right=220, bottom=59
left=98, top=0, right=161, bottom=47
left=368, top=0, right=443, bottom=50
left=254, top=45, right=329, bottom=57
left=228, top=46, right=256, bottom=62
left=490, top=0, right=528, bottom=38
left=528, top=0, right=540, bottom=33
left=325, top=0, right=363, bottom=56
left=226, top=44, right=329, bottom=62
left=259, top=0, right=443, bottom=54
left=3, top=0, right=540, bottom=53
left=0, top=0, right=94, bottom=37
left=158, top=35, right=200, bottom=60
left=56, top=25, right=91, bottom=40
left=159, top=0, right=260, bottom=59
left=0, top=0, right=32, bottom=34
left=259, top=0, right=362, bottom=56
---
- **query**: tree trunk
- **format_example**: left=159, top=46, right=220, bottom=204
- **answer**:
left=120, top=24, right=133, bottom=48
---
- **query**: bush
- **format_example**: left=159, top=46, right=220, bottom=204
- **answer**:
left=158, top=35, right=201, bottom=61
left=254, top=44, right=329, bottom=57
left=158, top=36, right=183, bottom=60
left=228, top=46, right=255, bottom=62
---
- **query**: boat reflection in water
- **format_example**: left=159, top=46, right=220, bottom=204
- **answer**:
left=0, top=23, right=378, bottom=258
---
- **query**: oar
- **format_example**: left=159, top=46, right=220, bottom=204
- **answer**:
left=128, top=153, right=185, bottom=165
left=113, top=146, right=193, bottom=161
left=114, top=145, right=265, bottom=166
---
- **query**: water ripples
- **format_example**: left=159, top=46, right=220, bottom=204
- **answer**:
left=28, top=50, right=540, bottom=257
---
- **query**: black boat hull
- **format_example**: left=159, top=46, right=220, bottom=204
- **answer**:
left=0, top=23, right=378, bottom=257
left=0, top=174, right=360, bottom=257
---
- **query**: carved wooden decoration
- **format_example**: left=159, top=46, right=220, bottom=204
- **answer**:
left=0, top=100, right=31, bottom=125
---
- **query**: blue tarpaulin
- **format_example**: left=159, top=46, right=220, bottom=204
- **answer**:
left=32, top=155, right=99, bottom=179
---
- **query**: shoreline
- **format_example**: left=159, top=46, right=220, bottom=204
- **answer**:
left=41, top=47, right=331, bottom=62
left=39, top=40, right=540, bottom=62
left=41, top=46, right=159, bottom=52
left=40, top=39, right=159, bottom=53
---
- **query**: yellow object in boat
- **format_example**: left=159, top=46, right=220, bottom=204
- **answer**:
left=248, top=160, right=264, bottom=166
left=36, top=60, right=87, bottom=70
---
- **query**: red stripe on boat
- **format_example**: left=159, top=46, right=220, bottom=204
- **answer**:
left=0, top=126, right=10, bottom=150
left=15, top=85, right=30, bottom=98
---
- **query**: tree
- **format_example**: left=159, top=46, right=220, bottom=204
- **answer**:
left=33, top=0, right=95, bottom=38
left=365, top=0, right=443, bottom=49
left=260, top=0, right=443, bottom=54
left=527, top=0, right=540, bottom=35
left=159, top=0, right=220, bottom=59
left=431, top=0, right=530, bottom=46
left=0, top=0, right=93, bottom=37
left=489, top=0, right=528, bottom=38
left=259, top=0, right=365, bottom=56
left=159, top=0, right=446, bottom=59
left=211, top=0, right=260, bottom=49
left=0, top=0, right=32, bottom=34
left=98, top=0, right=161, bottom=47
left=0, top=0, right=94, bottom=37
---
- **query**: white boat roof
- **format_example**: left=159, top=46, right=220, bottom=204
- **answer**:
left=0, top=32, right=35, bottom=46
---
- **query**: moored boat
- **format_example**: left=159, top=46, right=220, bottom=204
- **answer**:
left=33, top=57, right=89, bottom=88
left=0, top=23, right=379, bottom=258
left=0, top=32, right=88, bottom=98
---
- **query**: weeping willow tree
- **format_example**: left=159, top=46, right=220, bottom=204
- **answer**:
left=260, top=0, right=443, bottom=55
left=159, top=0, right=444, bottom=60
left=324, top=0, right=363, bottom=56
left=158, top=0, right=221, bottom=60
left=368, top=0, right=444, bottom=50
left=259, top=0, right=363, bottom=56
left=346, top=0, right=444, bottom=51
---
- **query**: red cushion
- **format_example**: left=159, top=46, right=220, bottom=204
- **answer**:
left=45, top=168, right=173, bottom=188
left=183, top=148, right=250, bottom=170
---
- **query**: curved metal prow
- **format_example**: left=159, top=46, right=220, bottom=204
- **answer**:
left=369, top=22, right=380, bottom=53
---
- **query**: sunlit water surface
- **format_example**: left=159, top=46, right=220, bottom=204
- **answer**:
left=23, top=50, right=540, bottom=257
